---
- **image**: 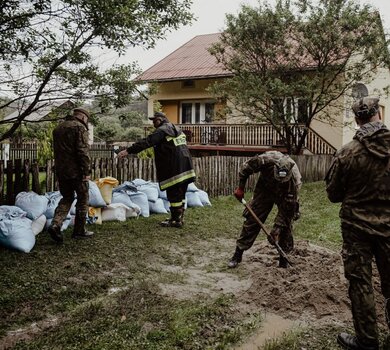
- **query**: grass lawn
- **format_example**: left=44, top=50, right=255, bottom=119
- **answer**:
left=0, top=181, right=388, bottom=349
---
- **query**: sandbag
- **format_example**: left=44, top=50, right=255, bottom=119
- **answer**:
left=112, top=192, right=141, bottom=218
left=113, top=181, right=137, bottom=194
left=149, top=198, right=168, bottom=214
left=101, top=203, right=128, bottom=222
left=128, top=191, right=149, bottom=217
left=15, top=191, right=49, bottom=220
left=198, top=190, right=212, bottom=206
left=130, top=178, right=148, bottom=187
left=95, top=177, right=119, bottom=205
left=31, top=214, right=47, bottom=236
left=158, top=188, right=168, bottom=200
left=162, top=199, right=170, bottom=212
left=187, top=183, right=199, bottom=192
left=137, top=183, right=159, bottom=203
left=85, top=207, right=100, bottom=225
left=186, top=191, right=203, bottom=207
left=0, top=205, right=35, bottom=253
left=88, top=180, right=107, bottom=208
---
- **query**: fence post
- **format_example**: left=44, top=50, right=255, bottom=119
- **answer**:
left=32, top=161, right=41, bottom=194
left=0, top=161, right=4, bottom=205
left=22, top=159, right=30, bottom=192
left=6, top=160, right=14, bottom=204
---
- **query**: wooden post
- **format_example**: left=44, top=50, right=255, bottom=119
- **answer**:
left=14, top=159, right=22, bottom=196
left=6, top=160, right=14, bottom=204
left=32, top=160, right=41, bottom=194
left=22, top=159, right=30, bottom=192
left=0, top=161, right=4, bottom=205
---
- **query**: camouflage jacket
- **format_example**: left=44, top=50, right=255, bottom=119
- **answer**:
left=52, top=115, right=90, bottom=180
left=325, top=121, right=390, bottom=237
left=239, top=151, right=302, bottom=200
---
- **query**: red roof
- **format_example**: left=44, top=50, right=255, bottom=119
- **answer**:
left=137, top=33, right=232, bottom=82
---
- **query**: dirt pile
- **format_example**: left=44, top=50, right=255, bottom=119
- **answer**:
left=242, top=240, right=387, bottom=325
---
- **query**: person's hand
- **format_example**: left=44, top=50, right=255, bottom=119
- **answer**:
left=233, top=187, right=245, bottom=202
left=117, top=149, right=129, bottom=158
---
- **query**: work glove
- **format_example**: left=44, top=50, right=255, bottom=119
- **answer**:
left=233, top=187, right=245, bottom=202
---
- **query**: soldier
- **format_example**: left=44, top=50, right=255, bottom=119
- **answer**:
left=228, top=151, right=301, bottom=268
left=118, top=111, right=196, bottom=228
left=326, top=97, right=390, bottom=350
left=48, top=108, right=93, bottom=243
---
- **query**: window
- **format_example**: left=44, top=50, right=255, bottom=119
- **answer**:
left=272, top=97, right=309, bottom=123
left=182, top=80, right=195, bottom=88
left=180, top=101, right=215, bottom=124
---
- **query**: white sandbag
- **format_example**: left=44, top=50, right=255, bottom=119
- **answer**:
left=158, top=188, right=168, bottom=200
left=101, top=203, right=128, bottom=222
left=32, top=214, right=46, bottom=236
left=45, top=216, right=71, bottom=231
left=88, top=180, right=107, bottom=208
left=15, top=191, right=49, bottom=220
left=187, top=183, right=199, bottom=192
left=0, top=205, right=35, bottom=253
left=129, top=191, right=149, bottom=217
left=186, top=191, right=203, bottom=207
left=149, top=198, right=168, bottom=214
left=162, top=199, right=170, bottom=212
left=112, top=192, right=141, bottom=218
left=113, top=181, right=137, bottom=193
left=131, top=178, right=149, bottom=187
left=137, top=183, right=159, bottom=203
left=198, top=190, right=212, bottom=206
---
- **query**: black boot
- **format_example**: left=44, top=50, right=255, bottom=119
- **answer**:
left=278, top=256, right=288, bottom=268
left=72, top=210, right=94, bottom=239
left=48, top=224, right=63, bottom=243
left=160, top=207, right=184, bottom=228
left=337, top=333, right=379, bottom=350
left=228, top=247, right=243, bottom=268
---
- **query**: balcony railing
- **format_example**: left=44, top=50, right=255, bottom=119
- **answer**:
left=145, top=123, right=336, bottom=155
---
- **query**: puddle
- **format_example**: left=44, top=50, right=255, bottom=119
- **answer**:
left=235, top=313, right=295, bottom=350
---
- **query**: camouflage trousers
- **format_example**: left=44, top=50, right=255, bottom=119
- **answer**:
left=236, top=192, right=296, bottom=253
left=52, top=178, right=89, bottom=234
left=341, top=226, right=390, bottom=345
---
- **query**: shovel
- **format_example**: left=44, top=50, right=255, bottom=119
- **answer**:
left=241, top=198, right=293, bottom=267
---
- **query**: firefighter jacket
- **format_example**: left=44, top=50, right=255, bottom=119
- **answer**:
left=52, top=115, right=90, bottom=180
left=238, top=151, right=302, bottom=199
left=126, top=121, right=196, bottom=190
left=325, top=121, right=390, bottom=237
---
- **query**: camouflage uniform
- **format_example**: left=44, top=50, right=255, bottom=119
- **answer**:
left=51, top=114, right=90, bottom=235
left=236, top=151, right=301, bottom=258
left=326, top=120, right=390, bottom=347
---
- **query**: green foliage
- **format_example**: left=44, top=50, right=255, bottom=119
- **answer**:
left=0, top=0, right=194, bottom=141
left=209, top=0, right=390, bottom=154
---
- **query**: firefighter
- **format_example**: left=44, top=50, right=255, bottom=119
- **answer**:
left=228, top=151, right=301, bottom=268
left=118, top=111, right=196, bottom=227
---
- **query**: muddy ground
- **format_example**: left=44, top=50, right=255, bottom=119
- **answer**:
left=159, top=239, right=387, bottom=345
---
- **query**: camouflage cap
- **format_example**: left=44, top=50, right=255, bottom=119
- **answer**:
left=74, top=107, right=90, bottom=119
left=149, top=111, right=167, bottom=120
left=352, top=97, right=379, bottom=119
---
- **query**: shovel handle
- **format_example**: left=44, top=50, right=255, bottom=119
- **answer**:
left=241, top=199, right=293, bottom=267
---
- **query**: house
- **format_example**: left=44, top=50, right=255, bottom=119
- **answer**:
left=3, top=100, right=94, bottom=144
left=138, top=32, right=390, bottom=155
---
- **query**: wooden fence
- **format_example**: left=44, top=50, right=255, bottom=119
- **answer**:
left=0, top=155, right=333, bottom=205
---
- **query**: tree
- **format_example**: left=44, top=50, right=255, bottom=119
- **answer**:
left=208, top=0, right=390, bottom=154
left=0, top=0, right=193, bottom=141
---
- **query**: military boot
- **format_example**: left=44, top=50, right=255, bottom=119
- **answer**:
left=160, top=207, right=184, bottom=228
left=337, top=333, right=379, bottom=350
left=72, top=210, right=94, bottom=239
left=48, top=224, right=63, bottom=243
left=228, top=247, right=244, bottom=268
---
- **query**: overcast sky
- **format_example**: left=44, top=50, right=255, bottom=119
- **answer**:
left=100, top=0, right=390, bottom=72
